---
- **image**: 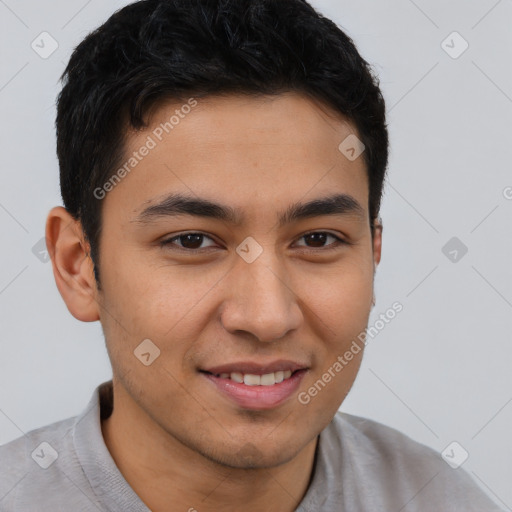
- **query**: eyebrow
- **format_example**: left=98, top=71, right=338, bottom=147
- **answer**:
left=134, top=192, right=366, bottom=228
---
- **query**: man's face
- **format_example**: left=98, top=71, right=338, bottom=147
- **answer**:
left=95, top=92, right=380, bottom=468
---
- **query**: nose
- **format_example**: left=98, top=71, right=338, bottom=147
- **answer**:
left=220, top=253, right=303, bottom=343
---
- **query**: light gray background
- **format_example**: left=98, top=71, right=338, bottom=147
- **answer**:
left=0, top=0, right=511, bottom=509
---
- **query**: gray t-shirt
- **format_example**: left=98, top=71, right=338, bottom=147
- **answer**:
left=0, top=380, right=504, bottom=511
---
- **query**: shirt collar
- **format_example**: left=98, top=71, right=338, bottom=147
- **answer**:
left=72, top=380, right=150, bottom=512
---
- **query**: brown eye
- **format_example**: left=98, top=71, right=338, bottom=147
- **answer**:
left=295, top=232, right=346, bottom=249
left=161, top=232, right=217, bottom=251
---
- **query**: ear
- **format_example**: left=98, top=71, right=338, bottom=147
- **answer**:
left=372, top=217, right=383, bottom=269
left=371, top=217, right=383, bottom=307
left=45, top=206, right=100, bottom=322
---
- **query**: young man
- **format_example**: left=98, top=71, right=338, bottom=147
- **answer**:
left=0, top=0, right=504, bottom=510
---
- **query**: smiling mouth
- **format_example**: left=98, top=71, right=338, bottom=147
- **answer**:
left=200, top=367, right=308, bottom=410
left=201, top=369, right=298, bottom=386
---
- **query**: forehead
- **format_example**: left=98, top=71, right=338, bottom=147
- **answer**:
left=104, top=92, right=369, bottom=223
left=143, top=92, right=360, bottom=158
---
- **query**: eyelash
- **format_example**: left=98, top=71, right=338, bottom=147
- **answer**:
left=159, top=231, right=351, bottom=253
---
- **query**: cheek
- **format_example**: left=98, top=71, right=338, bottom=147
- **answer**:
left=100, top=251, right=225, bottom=336
left=302, top=260, right=374, bottom=328
left=298, top=346, right=364, bottom=433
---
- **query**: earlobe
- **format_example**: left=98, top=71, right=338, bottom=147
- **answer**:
left=45, top=206, right=100, bottom=322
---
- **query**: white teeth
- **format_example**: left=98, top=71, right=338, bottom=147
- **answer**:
left=223, top=370, right=295, bottom=385
left=244, top=374, right=261, bottom=386
left=260, top=373, right=276, bottom=386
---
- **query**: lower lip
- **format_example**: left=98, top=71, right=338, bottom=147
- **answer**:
left=202, top=370, right=307, bottom=410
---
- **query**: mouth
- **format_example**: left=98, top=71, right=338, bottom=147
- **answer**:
left=199, top=361, right=308, bottom=410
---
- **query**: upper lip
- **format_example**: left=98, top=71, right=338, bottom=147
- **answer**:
left=201, top=360, right=308, bottom=375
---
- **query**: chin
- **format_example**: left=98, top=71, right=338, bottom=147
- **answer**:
left=201, top=439, right=302, bottom=470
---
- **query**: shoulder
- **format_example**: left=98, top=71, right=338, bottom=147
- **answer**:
left=318, top=411, right=504, bottom=511
left=0, top=416, right=99, bottom=511
left=0, top=415, right=76, bottom=476
left=331, top=411, right=440, bottom=465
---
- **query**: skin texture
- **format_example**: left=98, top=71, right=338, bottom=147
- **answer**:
left=46, top=92, right=382, bottom=512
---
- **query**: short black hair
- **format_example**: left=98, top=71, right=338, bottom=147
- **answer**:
left=56, top=0, right=389, bottom=285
